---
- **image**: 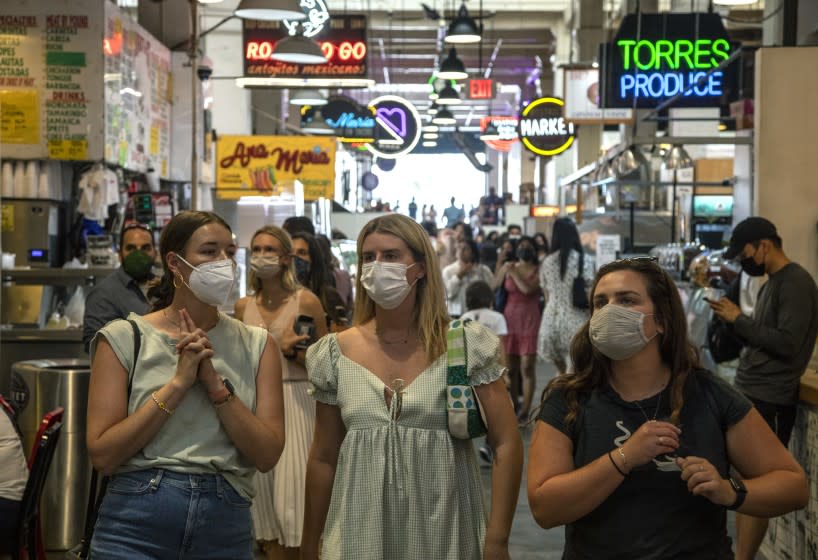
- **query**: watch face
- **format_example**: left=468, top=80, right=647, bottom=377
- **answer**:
left=729, top=477, right=746, bottom=493
left=223, top=378, right=236, bottom=395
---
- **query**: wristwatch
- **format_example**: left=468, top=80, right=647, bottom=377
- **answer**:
left=727, top=477, right=747, bottom=510
left=211, top=378, right=235, bottom=408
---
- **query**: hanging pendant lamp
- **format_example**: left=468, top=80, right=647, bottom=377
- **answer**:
left=272, top=33, right=327, bottom=64
left=444, top=4, right=481, bottom=44
left=662, top=144, right=694, bottom=169
left=432, top=108, right=456, bottom=125
left=615, top=145, right=648, bottom=177
left=301, top=110, right=334, bottom=134
left=289, top=88, right=328, bottom=105
left=480, top=122, right=500, bottom=141
left=234, top=0, right=306, bottom=21
left=437, top=48, right=468, bottom=80
left=436, top=83, right=461, bottom=105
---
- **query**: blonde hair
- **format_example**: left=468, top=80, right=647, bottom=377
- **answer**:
left=354, top=214, right=449, bottom=363
left=249, top=225, right=298, bottom=294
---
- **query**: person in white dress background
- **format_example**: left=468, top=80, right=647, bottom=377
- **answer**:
left=537, top=218, right=595, bottom=376
left=234, top=225, right=328, bottom=560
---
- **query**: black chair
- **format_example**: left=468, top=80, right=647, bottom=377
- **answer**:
left=13, top=419, right=63, bottom=560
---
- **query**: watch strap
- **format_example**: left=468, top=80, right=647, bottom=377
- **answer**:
left=727, top=477, right=747, bottom=510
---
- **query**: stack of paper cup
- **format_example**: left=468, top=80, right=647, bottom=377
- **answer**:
left=1, top=161, right=13, bottom=197
left=25, top=160, right=39, bottom=198
left=12, top=161, right=26, bottom=197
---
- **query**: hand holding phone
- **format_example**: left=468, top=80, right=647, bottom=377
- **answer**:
left=293, top=315, right=316, bottom=350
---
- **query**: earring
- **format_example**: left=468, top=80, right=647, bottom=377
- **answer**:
left=173, top=274, right=182, bottom=289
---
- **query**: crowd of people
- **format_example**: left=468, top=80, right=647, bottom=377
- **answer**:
left=1, top=205, right=816, bottom=560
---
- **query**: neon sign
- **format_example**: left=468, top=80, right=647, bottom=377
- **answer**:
left=243, top=15, right=368, bottom=80
left=480, top=116, right=518, bottom=152
left=366, top=96, right=421, bottom=159
left=325, top=112, right=374, bottom=129
left=518, top=97, right=575, bottom=157
left=599, top=13, right=740, bottom=109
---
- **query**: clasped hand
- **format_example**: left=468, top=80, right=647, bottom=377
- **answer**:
left=173, top=309, right=219, bottom=391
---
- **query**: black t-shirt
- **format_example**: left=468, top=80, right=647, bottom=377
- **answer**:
left=538, top=370, right=752, bottom=560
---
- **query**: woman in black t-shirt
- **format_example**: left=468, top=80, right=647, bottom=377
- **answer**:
left=527, top=257, right=807, bottom=560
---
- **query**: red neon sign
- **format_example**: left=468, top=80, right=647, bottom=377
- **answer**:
left=246, top=40, right=366, bottom=63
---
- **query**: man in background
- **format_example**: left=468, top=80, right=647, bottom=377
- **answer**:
left=83, top=224, right=156, bottom=351
left=443, top=196, right=465, bottom=229
left=709, top=216, right=818, bottom=560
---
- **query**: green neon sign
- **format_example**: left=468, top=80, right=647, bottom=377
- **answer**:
left=617, top=38, right=731, bottom=71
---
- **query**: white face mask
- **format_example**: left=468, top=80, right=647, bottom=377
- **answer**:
left=250, top=255, right=281, bottom=279
left=176, top=255, right=236, bottom=307
left=360, top=261, right=417, bottom=310
left=589, top=304, right=658, bottom=361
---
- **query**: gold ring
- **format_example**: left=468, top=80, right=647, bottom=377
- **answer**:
left=659, top=436, right=664, bottom=444
left=699, top=465, right=704, bottom=472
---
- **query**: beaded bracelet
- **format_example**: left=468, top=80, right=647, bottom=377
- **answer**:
left=152, top=391, right=174, bottom=416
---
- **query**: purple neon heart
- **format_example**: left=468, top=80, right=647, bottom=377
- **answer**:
left=376, top=107, right=407, bottom=137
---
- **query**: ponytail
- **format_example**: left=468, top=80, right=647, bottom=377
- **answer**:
left=148, top=273, right=175, bottom=311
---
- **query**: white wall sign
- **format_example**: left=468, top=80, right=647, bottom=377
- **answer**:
left=563, top=67, right=633, bottom=124
left=596, top=234, right=621, bottom=267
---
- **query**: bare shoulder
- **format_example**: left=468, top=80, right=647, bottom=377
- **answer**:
left=234, top=296, right=251, bottom=320
left=336, top=324, right=365, bottom=352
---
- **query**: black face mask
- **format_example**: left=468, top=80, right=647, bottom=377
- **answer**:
left=294, top=256, right=311, bottom=284
left=740, top=246, right=766, bottom=277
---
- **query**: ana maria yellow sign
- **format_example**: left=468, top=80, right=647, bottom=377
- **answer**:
left=216, top=135, right=336, bottom=201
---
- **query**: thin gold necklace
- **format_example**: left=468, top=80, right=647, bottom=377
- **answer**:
left=375, top=328, right=411, bottom=345
left=609, top=378, right=666, bottom=422
left=162, top=308, right=219, bottom=332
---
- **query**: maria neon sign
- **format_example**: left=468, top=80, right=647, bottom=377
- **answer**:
left=600, top=13, right=740, bottom=109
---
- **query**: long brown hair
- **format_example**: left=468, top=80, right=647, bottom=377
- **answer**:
left=547, top=258, right=701, bottom=426
left=353, top=214, right=449, bottom=363
left=148, top=211, right=232, bottom=310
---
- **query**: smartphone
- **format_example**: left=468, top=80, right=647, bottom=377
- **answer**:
left=293, top=315, right=316, bottom=349
left=703, top=297, right=714, bottom=303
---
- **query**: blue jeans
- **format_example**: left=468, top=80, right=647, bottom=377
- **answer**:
left=89, top=469, right=253, bottom=559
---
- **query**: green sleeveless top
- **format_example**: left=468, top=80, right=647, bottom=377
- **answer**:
left=90, top=312, right=269, bottom=498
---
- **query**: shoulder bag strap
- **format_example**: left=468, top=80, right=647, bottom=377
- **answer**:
left=77, top=319, right=141, bottom=558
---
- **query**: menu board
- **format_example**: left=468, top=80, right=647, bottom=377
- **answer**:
left=0, top=0, right=170, bottom=177
left=103, top=1, right=172, bottom=176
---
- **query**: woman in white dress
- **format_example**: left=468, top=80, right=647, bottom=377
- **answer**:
left=537, top=218, right=594, bottom=375
left=234, top=225, right=328, bottom=560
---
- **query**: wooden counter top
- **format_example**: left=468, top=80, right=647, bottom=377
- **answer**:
left=799, top=370, right=818, bottom=407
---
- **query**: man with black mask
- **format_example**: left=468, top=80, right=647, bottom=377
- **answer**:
left=82, top=223, right=156, bottom=351
left=708, top=216, right=818, bottom=560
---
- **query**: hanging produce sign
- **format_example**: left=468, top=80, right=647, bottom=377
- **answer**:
left=517, top=97, right=575, bottom=157
left=243, top=14, right=367, bottom=81
left=479, top=116, right=518, bottom=152
left=216, top=135, right=336, bottom=201
left=599, top=12, right=740, bottom=109
left=365, top=95, right=421, bottom=159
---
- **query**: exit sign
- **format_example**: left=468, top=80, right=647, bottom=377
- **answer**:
left=468, top=79, right=495, bottom=100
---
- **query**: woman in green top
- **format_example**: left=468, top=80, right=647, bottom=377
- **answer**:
left=86, top=211, right=285, bottom=559
left=303, top=214, right=523, bottom=560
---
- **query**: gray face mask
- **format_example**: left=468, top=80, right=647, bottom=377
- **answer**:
left=589, top=304, right=658, bottom=361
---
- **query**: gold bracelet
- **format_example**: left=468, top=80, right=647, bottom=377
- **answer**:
left=152, top=391, right=174, bottom=416
left=213, top=393, right=234, bottom=409
left=617, top=446, right=628, bottom=470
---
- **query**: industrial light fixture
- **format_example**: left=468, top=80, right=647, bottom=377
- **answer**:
left=234, top=0, right=306, bottom=21
left=422, top=141, right=438, bottom=147
left=437, top=48, right=468, bottom=80
left=427, top=104, right=439, bottom=115
left=445, top=4, right=481, bottom=44
left=272, top=32, right=327, bottom=64
left=432, top=108, right=456, bottom=125
left=301, top=110, right=334, bottom=134
left=436, top=83, right=461, bottom=105
left=423, top=132, right=439, bottom=140
left=479, top=122, right=500, bottom=141
left=662, top=144, right=694, bottom=169
left=615, top=145, right=648, bottom=177
left=289, top=88, right=327, bottom=105
left=422, top=124, right=439, bottom=132
left=712, top=0, right=755, bottom=5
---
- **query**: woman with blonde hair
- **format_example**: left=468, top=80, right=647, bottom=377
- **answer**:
left=302, top=214, right=523, bottom=560
left=234, top=225, right=328, bottom=560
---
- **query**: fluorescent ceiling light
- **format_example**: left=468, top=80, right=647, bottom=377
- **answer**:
left=422, top=141, right=438, bottom=147
left=234, top=0, right=306, bottom=21
left=422, top=125, right=439, bottom=132
left=423, top=132, right=439, bottom=139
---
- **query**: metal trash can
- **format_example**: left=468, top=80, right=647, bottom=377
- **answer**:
left=9, top=359, right=91, bottom=551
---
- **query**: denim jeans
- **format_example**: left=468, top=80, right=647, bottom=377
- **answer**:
left=89, top=469, right=253, bottom=559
